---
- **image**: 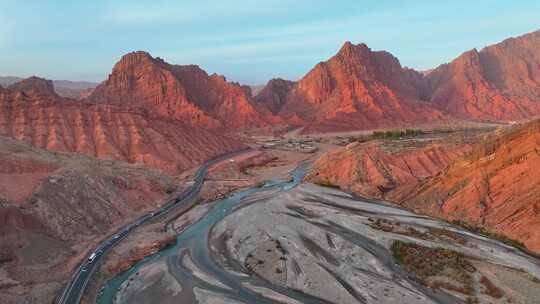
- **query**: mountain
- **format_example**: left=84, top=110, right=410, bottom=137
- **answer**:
left=0, top=76, right=243, bottom=173
left=256, top=42, right=446, bottom=133
left=423, top=30, right=540, bottom=121
left=88, top=51, right=273, bottom=128
left=255, top=30, right=540, bottom=132
left=7, top=76, right=57, bottom=96
left=396, top=120, right=540, bottom=253
left=0, top=76, right=97, bottom=99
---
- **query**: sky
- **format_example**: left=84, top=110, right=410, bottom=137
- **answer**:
left=0, top=0, right=539, bottom=85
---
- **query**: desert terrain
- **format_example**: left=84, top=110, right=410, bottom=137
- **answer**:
left=0, top=22, right=540, bottom=304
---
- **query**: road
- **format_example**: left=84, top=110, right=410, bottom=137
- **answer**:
left=56, top=149, right=250, bottom=304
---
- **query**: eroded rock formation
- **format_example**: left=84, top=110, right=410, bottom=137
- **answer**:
left=0, top=76, right=244, bottom=173
left=88, top=51, right=273, bottom=128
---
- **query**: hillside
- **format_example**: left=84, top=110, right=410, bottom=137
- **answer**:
left=307, top=121, right=540, bottom=254
left=0, top=135, right=175, bottom=303
left=397, top=120, right=540, bottom=253
left=0, top=77, right=243, bottom=173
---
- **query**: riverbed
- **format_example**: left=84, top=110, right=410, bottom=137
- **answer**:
left=98, top=163, right=540, bottom=304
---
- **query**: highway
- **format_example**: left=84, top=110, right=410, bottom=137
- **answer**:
left=56, top=149, right=250, bottom=304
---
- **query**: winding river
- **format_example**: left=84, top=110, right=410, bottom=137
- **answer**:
left=97, top=163, right=540, bottom=304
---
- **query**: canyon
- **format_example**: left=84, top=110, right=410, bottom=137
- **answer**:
left=1, top=28, right=540, bottom=304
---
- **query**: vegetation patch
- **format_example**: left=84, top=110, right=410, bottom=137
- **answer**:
left=313, top=179, right=341, bottom=189
left=372, top=129, right=424, bottom=139
left=429, top=227, right=467, bottom=245
left=390, top=240, right=475, bottom=295
left=347, top=128, right=426, bottom=143
left=368, top=218, right=430, bottom=240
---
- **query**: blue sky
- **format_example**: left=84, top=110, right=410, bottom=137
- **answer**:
left=1, top=0, right=539, bottom=84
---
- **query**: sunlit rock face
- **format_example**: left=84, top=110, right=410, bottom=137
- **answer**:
left=88, top=51, right=275, bottom=129
left=424, top=30, right=540, bottom=121
left=397, top=120, right=540, bottom=254
left=306, top=137, right=472, bottom=199
left=256, top=42, right=446, bottom=133
left=256, top=30, right=540, bottom=133
left=308, top=120, right=540, bottom=255
left=0, top=76, right=244, bottom=173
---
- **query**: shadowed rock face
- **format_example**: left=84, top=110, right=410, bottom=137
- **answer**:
left=88, top=51, right=273, bottom=128
left=424, top=30, right=540, bottom=121
left=254, top=78, right=295, bottom=115
left=0, top=76, right=244, bottom=173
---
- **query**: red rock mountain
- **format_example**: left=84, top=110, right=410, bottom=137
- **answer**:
left=0, top=77, right=243, bottom=173
left=255, top=30, right=540, bottom=132
left=424, top=30, right=540, bottom=121
left=7, top=76, right=56, bottom=96
left=306, top=131, right=476, bottom=200
left=396, top=120, right=540, bottom=253
left=256, top=42, right=446, bottom=133
left=88, top=51, right=272, bottom=128
left=308, top=121, right=540, bottom=254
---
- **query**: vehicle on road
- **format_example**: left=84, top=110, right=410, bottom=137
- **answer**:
left=57, top=149, right=250, bottom=304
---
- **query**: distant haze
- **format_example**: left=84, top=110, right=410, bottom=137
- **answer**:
left=0, top=76, right=98, bottom=99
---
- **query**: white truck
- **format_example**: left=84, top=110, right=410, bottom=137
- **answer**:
left=88, top=252, right=97, bottom=262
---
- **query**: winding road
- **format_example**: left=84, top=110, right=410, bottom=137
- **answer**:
left=97, top=163, right=540, bottom=304
left=56, top=149, right=251, bottom=304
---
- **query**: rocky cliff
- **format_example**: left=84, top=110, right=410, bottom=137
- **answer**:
left=424, top=30, right=540, bottom=121
left=255, top=30, right=540, bottom=132
left=0, top=77, right=243, bottom=173
left=256, top=42, right=446, bottom=133
left=307, top=121, right=540, bottom=254
left=88, top=51, right=272, bottom=128
left=396, top=120, right=540, bottom=253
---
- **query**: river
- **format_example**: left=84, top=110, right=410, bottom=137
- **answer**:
left=98, top=163, right=540, bottom=304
